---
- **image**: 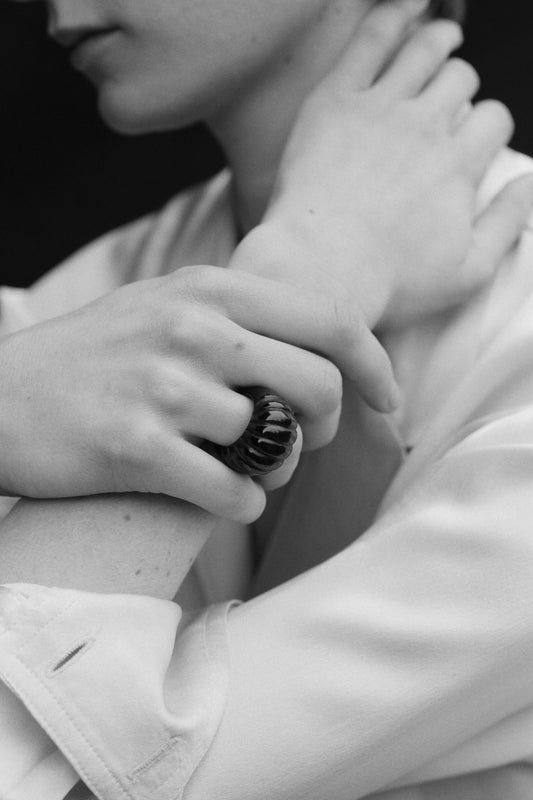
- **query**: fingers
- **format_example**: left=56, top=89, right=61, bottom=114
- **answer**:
left=379, top=18, right=463, bottom=97
left=340, top=318, right=401, bottom=411
left=223, top=323, right=343, bottom=450
left=146, top=437, right=267, bottom=523
left=146, top=411, right=303, bottom=521
left=254, top=297, right=399, bottom=415
left=176, top=267, right=399, bottom=413
left=456, top=100, right=515, bottom=183
left=419, top=58, right=480, bottom=121
left=327, top=0, right=431, bottom=91
left=176, top=381, right=254, bottom=447
left=460, top=174, right=533, bottom=294
left=236, top=290, right=397, bottom=415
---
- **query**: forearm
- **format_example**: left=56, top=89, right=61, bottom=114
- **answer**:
left=0, top=493, right=214, bottom=599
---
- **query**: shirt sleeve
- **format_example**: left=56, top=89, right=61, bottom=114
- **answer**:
left=3, top=303, right=533, bottom=800
left=4, top=405, right=533, bottom=800
left=180, top=204, right=533, bottom=799
left=181, top=404, right=533, bottom=800
left=0, top=212, right=157, bottom=336
left=3, top=154, right=533, bottom=798
left=0, top=666, right=80, bottom=800
left=0, top=585, right=235, bottom=800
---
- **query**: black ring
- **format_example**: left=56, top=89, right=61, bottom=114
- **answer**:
left=214, top=387, right=298, bottom=477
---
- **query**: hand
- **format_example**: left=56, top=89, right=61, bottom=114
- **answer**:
left=0, top=266, right=397, bottom=521
left=234, top=0, right=533, bottom=328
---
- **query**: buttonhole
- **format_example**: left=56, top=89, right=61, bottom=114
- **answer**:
left=52, top=642, right=89, bottom=673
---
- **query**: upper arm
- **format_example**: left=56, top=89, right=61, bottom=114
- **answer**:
left=185, top=406, right=533, bottom=799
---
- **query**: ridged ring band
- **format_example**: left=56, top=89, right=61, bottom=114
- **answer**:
left=214, top=387, right=298, bottom=477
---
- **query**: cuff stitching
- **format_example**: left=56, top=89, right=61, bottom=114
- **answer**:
left=7, top=650, right=133, bottom=800
left=0, top=594, right=78, bottom=653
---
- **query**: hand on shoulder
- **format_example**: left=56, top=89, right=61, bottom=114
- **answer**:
left=239, top=0, right=533, bottom=328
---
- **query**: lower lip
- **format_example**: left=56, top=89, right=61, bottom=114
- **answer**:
left=70, top=30, right=120, bottom=75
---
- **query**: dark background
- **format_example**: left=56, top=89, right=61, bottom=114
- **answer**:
left=2, top=1, right=532, bottom=287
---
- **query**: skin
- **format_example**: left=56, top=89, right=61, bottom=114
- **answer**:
left=1, top=0, right=530, bottom=595
left=60, top=0, right=461, bottom=233
left=0, top=0, right=380, bottom=596
left=35, top=0, right=379, bottom=230
left=2, top=3, right=532, bottom=793
left=0, top=3, right=372, bottom=585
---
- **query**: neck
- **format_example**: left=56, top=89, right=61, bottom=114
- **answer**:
left=208, top=1, right=371, bottom=234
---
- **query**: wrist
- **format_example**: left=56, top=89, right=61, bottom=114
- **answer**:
left=229, top=219, right=305, bottom=283
left=229, top=213, right=393, bottom=330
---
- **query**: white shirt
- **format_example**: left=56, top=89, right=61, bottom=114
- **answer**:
left=2, top=149, right=533, bottom=800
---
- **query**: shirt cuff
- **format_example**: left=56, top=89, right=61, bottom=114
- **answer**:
left=0, top=584, right=234, bottom=800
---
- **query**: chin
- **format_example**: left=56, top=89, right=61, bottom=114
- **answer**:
left=97, top=90, right=166, bottom=135
left=97, top=82, right=203, bottom=136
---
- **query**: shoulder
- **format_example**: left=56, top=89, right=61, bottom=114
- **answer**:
left=383, top=151, right=533, bottom=508
left=2, top=172, right=234, bottom=328
left=388, top=150, right=533, bottom=450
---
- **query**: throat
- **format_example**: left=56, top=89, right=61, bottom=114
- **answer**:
left=209, top=97, right=296, bottom=235
left=206, top=0, right=371, bottom=234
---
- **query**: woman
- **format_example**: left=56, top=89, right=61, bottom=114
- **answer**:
left=2, top=0, right=533, bottom=798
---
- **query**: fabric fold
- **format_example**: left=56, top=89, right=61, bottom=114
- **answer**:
left=0, top=584, right=233, bottom=800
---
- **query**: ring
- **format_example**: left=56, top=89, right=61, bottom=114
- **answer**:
left=214, top=387, right=298, bottom=477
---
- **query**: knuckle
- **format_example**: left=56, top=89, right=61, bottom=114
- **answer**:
left=107, top=416, right=163, bottom=486
left=401, top=99, right=439, bottom=139
left=396, top=97, right=421, bottom=125
left=174, top=264, right=226, bottom=304
left=313, top=360, right=343, bottom=416
left=129, top=419, right=163, bottom=464
left=222, top=478, right=252, bottom=521
left=155, top=369, right=194, bottom=414
left=168, top=304, right=216, bottom=352
left=331, top=298, right=365, bottom=353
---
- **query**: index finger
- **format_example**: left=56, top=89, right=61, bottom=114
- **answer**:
left=323, top=0, right=431, bottom=93
left=175, top=267, right=400, bottom=414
